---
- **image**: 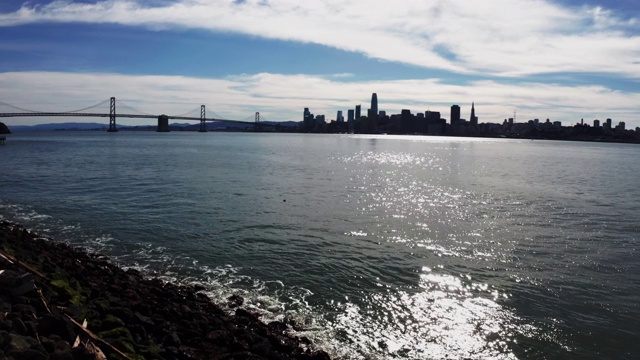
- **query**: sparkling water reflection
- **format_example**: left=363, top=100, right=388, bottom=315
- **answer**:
left=328, top=268, right=525, bottom=359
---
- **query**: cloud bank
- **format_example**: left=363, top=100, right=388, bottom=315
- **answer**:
left=1, top=0, right=639, bottom=78
left=1, top=71, right=638, bottom=127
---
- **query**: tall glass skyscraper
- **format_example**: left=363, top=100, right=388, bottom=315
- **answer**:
left=371, top=93, right=378, bottom=115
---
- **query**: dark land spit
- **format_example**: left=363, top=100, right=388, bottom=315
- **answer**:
left=0, top=220, right=332, bottom=360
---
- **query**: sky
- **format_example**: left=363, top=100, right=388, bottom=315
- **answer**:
left=0, top=0, right=639, bottom=127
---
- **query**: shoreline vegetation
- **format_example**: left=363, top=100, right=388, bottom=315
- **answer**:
left=0, top=220, right=332, bottom=360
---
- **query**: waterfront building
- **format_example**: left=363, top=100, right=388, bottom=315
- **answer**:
left=425, top=111, right=441, bottom=123
left=314, top=114, right=325, bottom=130
left=594, top=119, right=600, bottom=128
left=355, top=105, right=361, bottom=119
left=451, top=105, right=460, bottom=125
left=303, top=107, right=314, bottom=129
left=426, top=111, right=445, bottom=135
left=337, top=110, right=344, bottom=123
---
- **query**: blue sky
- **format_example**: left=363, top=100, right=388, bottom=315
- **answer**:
left=0, top=0, right=639, bottom=127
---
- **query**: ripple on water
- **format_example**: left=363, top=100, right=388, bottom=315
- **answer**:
left=315, top=266, right=561, bottom=360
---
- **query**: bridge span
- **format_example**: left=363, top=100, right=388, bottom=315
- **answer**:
left=0, top=97, right=265, bottom=132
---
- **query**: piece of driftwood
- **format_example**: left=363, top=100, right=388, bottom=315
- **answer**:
left=0, top=249, right=49, bottom=280
left=36, top=288, right=52, bottom=314
left=72, top=319, right=88, bottom=348
left=65, top=314, right=132, bottom=360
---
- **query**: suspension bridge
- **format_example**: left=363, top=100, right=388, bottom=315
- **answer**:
left=0, top=97, right=273, bottom=132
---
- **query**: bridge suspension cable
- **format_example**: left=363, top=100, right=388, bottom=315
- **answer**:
left=172, top=107, right=201, bottom=118
left=205, top=108, right=226, bottom=120
left=65, top=99, right=111, bottom=113
left=117, top=100, right=155, bottom=116
left=239, top=114, right=255, bottom=122
left=0, top=99, right=109, bottom=114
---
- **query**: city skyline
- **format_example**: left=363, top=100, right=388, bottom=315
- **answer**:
left=1, top=0, right=639, bottom=127
left=300, top=94, right=635, bottom=143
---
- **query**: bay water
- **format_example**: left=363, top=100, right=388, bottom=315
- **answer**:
left=1, top=131, right=639, bottom=359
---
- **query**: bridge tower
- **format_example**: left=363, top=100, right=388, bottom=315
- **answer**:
left=157, top=115, right=170, bottom=132
left=108, top=97, right=118, bottom=132
left=199, top=105, right=207, bottom=132
left=255, top=112, right=260, bottom=123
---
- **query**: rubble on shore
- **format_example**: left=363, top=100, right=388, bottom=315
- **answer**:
left=0, top=220, right=332, bottom=360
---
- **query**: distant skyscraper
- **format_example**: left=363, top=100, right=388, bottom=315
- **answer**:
left=303, top=107, right=310, bottom=121
left=371, top=93, right=378, bottom=116
left=347, top=109, right=354, bottom=123
left=303, top=107, right=313, bottom=128
left=470, top=102, right=478, bottom=126
left=304, top=107, right=313, bottom=123
left=594, top=119, right=600, bottom=128
left=367, top=93, right=379, bottom=133
left=337, top=110, right=344, bottom=122
left=451, top=105, right=460, bottom=125
left=355, top=105, right=361, bottom=119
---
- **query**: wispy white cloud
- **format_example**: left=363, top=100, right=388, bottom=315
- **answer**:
left=1, top=71, right=638, bottom=127
left=1, top=0, right=639, bottom=78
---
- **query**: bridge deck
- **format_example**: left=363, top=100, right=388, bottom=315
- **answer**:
left=0, top=112, right=271, bottom=127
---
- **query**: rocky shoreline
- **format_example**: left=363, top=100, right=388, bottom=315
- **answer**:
left=0, top=220, right=332, bottom=360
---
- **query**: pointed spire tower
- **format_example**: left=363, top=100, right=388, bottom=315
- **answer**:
left=470, top=102, right=478, bottom=126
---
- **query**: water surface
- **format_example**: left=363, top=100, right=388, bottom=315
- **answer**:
left=1, top=131, right=639, bottom=359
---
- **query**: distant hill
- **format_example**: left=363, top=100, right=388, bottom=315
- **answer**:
left=8, top=121, right=300, bottom=132
left=0, top=122, right=10, bottom=134
left=9, top=122, right=109, bottom=132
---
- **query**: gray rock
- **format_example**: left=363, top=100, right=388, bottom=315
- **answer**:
left=7, top=349, right=47, bottom=360
left=11, top=304, right=36, bottom=316
left=162, top=331, right=181, bottom=347
left=0, top=319, right=12, bottom=332
left=8, top=333, right=31, bottom=351
left=0, top=330, right=10, bottom=348
left=50, top=349, right=74, bottom=360
left=11, top=317, right=28, bottom=335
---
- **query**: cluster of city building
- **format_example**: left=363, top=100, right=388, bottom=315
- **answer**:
left=300, top=93, right=640, bottom=142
